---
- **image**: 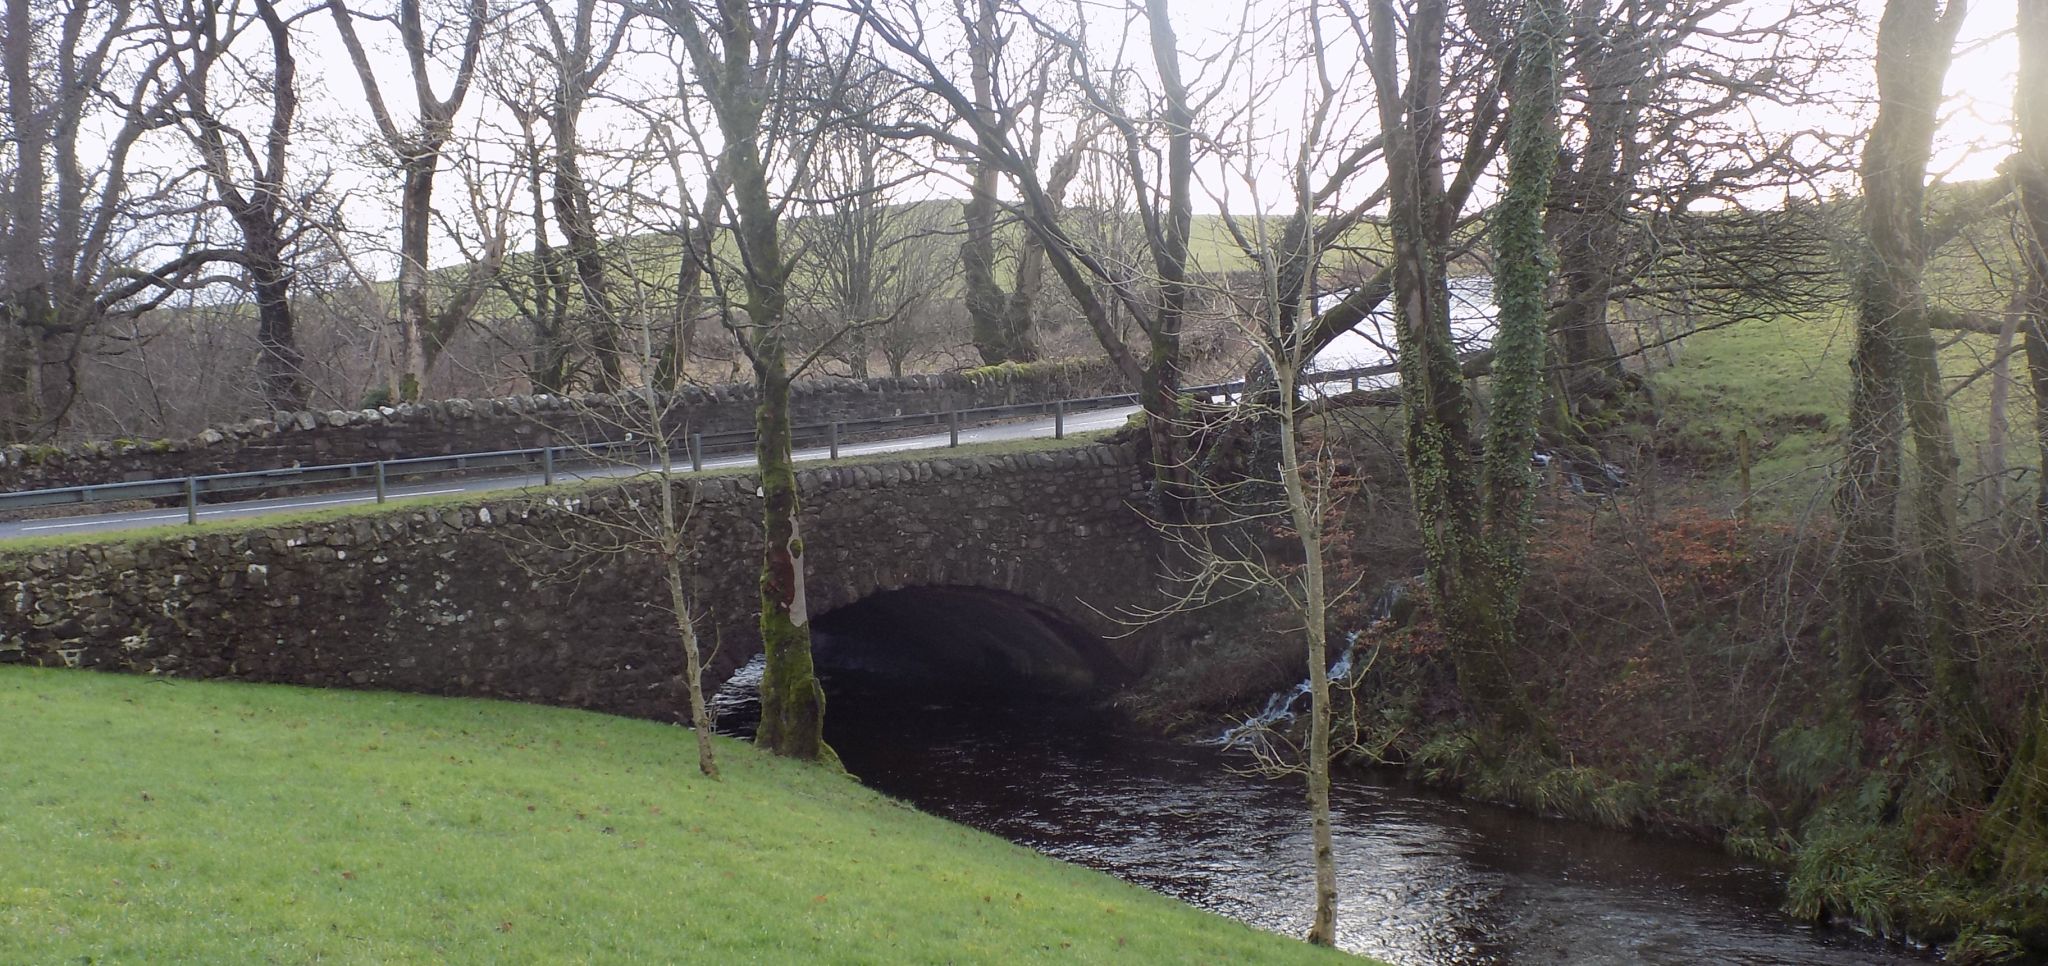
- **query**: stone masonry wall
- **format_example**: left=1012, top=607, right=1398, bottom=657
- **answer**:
left=0, top=443, right=1162, bottom=722
left=0, top=360, right=1126, bottom=494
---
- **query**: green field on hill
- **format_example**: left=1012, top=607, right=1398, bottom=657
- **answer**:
left=0, top=667, right=1360, bottom=964
left=1650, top=309, right=2033, bottom=519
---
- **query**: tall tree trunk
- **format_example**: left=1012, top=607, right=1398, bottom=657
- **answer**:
left=1357, top=0, right=1553, bottom=738
left=1139, top=0, right=1194, bottom=516
left=962, top=168, right=1012, bottom=365
left=1277, top=367, right=1338, bottom=945
left=249, top=251, right=306, bottom=412
left=750, top=362, right=827, bottom=760
left=552, top=135, right=622, bottom=390
left=2019, top=0, right=2048, bottom=542
left=666, top=551, right=719, bottom=779
left=395, top=161, right=436, bottom=401
left=1475, top=0, right=1565, bottom=733
left=2, top=0, right=48, bottom=440
left=1545, top=0, right=1637, bottom=397
left=960, top=0, right=1013, bottom=366
left=1983, top=300, right=2017, bottom=518
left=644, top=310, right=718, bottom=780
left=1836, top=0, right=1963, bottom=703
left=1901, top=294, right=1994, bottom=784
left=329, top=0, right=484, bottom=402
left=656, top=0, right=830, bottom=762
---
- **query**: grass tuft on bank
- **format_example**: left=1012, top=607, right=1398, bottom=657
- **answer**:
left=0, top=667, right=1355, bottom=964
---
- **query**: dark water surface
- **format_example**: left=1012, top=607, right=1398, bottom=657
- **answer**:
left=716, top=652, right=1925, bottom=965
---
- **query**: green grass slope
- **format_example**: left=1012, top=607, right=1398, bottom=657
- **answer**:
left=1650, top=310, right=2034, bottom=519
left=0, top=668, right=1357, bottom=964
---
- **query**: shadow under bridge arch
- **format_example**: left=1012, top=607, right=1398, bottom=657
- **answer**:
left=810, top=585, right=1134, bottom=698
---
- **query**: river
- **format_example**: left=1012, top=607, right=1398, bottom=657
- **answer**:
left=715, top=640, right=1924, bottom=965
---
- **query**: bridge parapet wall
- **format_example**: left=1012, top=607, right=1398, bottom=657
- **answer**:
left=0, top=360, right=1124, bottom=494
left=0, top=442, right=1161, bottom=721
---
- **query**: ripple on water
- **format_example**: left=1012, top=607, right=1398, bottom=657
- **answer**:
left=713, top=659, right=1927, bottom=965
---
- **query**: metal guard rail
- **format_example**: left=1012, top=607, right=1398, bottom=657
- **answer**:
left=0, top=361, right=1398, bottom=518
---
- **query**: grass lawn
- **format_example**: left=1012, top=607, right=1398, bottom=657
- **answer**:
left=0, top=667, right=1358, bottom=964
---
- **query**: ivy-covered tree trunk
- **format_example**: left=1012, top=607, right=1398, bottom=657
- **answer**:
left=1361, top=0, right=1556, bottom=738
left=1473, top=0, right=1565, bottom=737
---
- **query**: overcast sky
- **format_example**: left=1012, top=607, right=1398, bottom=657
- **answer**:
left=277, top=0, right=2026, bottom=273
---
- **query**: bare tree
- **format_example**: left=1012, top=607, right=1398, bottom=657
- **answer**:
left=154, top=0, right=331, bottom=412
left=512, top=293, right=722, bottom=778
left=1542, top=0, right=1855, bottom=404
left=0, top=0, right=225, bottom=439
left=862, top=0, right=1203, bottom=511
left=788, top=61, right=953, bottom=378
left=327, top=0, right=489, bottom=400
left=952, top=0, right=1086, bottom=366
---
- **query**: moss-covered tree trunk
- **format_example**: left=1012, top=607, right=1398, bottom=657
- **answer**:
left=1835, top=0, right=1965, bottom=705
left=751, top=362, right=827, bottom=760
left=1901, top=309, right=1996, bottom=787
left=2020, top=0, right=2048, bottom=542
left=657, top=0, right=830, bottom=762
left=1474, top=0, right=1565, bottom=738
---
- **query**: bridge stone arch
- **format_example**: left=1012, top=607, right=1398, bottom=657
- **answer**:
left=809, top=584, right=1134, bottom=696
left=691, top=444, right=1165, bottom=692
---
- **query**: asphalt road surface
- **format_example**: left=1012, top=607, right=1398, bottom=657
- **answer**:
left=0, top=404, right=1142, bottom=542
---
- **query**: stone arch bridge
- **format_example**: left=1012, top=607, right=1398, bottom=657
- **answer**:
left=1, top=443, right=1170, bottom=720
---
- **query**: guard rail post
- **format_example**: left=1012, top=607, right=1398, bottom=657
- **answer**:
left=374, top=462, right=388, bottom=504
left=1054, top=400, right=1065, bottom=440
left=829, top=422, right=840, bottom=460
left=689, top=433, right=703, bottom=472
left=186, top=477, right=199, bottom=525
left=542, top=446, right=555, bottom=486
left=948, top=408, right=960, bottom=448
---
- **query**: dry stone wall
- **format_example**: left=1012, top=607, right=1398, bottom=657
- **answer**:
left=0, top=361, right=1126, bottom=494
left=0, top=443, right=1163, bottom=722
